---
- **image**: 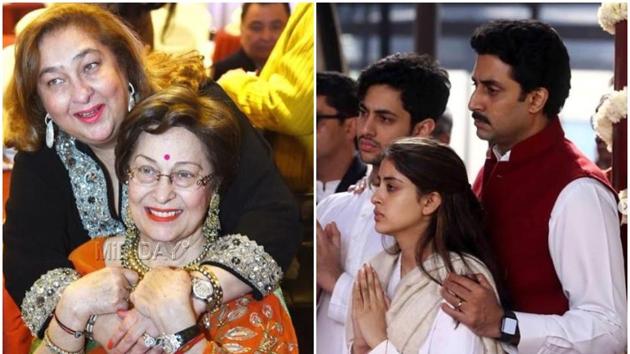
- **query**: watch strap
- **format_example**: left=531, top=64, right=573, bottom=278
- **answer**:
left=174, top=332, right=205, bottom=354
left=499, top=310, right=520, bottom=345
left=160, top=324, right=201, bottom=353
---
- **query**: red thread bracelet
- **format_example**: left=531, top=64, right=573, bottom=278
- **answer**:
left=53, top=311, right=83, bottom=339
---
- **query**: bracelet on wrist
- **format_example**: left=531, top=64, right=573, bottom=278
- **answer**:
left=44, top=328, right=85, bottom=354
left=54, top=311, right=84, bottom=339
left=84, top=315, right=98, bottom=341
left=159, top=323, right=202, bottom=354
left=174, top=332, right=205, bottom=354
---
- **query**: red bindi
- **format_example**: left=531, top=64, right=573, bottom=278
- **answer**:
left=163, top=154, right=170, bottom=160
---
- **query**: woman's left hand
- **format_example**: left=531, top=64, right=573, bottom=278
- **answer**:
left=353, top=264, right=389, bottom=349
left=130, top=267, right=197, bottom=334
left=105, top=309, right=162, bottom=354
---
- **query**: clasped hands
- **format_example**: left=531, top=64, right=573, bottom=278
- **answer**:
left=58, top=266, right=203, bottom=354
left=351, top=264, right=389, bottom=354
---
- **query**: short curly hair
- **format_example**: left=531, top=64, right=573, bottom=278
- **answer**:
left=470, top=20, right=571, bottom=118
left=357, top=53, right=451, bottom=127
left=115, top=85, right=241, bottom=192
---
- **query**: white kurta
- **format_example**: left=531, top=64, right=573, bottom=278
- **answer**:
left=316, top=187, right=395, bottom=354
left=368, top=256, right=486, bottom=354
left=493, top=148, right=626, bottom=354
left=346, top=252, right=503, bottom=354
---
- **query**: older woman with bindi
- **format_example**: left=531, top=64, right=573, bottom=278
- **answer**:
left=3, top=4, right=301, bottom=353
left=31, top=85, right=298, bottom=354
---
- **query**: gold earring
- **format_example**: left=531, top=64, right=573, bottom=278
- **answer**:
left=202, top=193, right=220, bottom=243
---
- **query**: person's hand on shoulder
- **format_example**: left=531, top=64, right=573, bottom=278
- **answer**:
left=348, top=176, right=369, bottom=195
left=440, top=273, right=503, bottom=339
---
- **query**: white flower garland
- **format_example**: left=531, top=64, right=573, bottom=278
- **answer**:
left=598, top=2, right=627, bottom=35
left=619, top=189, right=627, bottom=225
left=597, top=3, right=627, bottom=225
left=593, top=87, right=627, bottom=151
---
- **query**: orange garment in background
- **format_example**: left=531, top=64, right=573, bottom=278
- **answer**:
left=67, top=238, right=299, bottom=353
left=3, top=278, right=32, bottom=354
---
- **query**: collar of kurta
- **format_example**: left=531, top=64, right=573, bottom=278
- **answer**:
left=488, top=116, right=564, bottom=165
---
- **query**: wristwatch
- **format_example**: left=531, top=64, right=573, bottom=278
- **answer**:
left=192, top=276, right=214, bottom=303
left=499, top=310, right=520, bottom=345
left=159, top=324, right=201, bottom=353
left=188, top=264, right=223, bottom=312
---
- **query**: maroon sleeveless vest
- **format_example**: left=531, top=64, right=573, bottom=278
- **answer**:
left=473, top=118, right=614, bottom=314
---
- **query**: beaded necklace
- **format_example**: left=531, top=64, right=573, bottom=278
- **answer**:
left=120, top=228, right=213, bottom=278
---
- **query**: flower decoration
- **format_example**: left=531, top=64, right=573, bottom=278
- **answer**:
left=598, top=2, right=627, bottom=35
left=619, top=189, right=627, bottom=225
left=593, top=87, right=627, bottom=151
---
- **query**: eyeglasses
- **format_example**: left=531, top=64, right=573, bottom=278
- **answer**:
left=127, top=166, right=213, bottom=188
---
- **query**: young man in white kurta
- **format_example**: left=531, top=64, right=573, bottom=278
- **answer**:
left=316, top=53, right=452, bottom=354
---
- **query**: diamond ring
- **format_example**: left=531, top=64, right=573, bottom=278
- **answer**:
left=143, top=333, right=158, bottom=348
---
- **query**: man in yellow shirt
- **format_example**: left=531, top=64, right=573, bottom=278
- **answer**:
left=218, top=3, right=313, bottom=193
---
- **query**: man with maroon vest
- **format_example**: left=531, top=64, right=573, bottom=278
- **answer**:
left=440, top=20, right=626, bottom=353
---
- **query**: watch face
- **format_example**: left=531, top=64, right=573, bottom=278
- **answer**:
left=502, top=317, right=518, bottom=335
left=192, top=277, right=214, bottom=300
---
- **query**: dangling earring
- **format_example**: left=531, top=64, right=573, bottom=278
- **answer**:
left=44, top=113, right=54, bottom=148
left=128, top=82, right=136, bottom=112
left=202, top=193, right=221, bottom=243
left=122, top=202, right=138, bottom=236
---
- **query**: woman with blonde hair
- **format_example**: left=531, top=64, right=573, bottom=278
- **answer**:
left=4, top=4, right=300, bottom=353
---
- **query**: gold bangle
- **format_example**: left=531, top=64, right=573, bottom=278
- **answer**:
left=187, top=264, right=223, bottom=313
left=44, top=328, right=85, bottom=354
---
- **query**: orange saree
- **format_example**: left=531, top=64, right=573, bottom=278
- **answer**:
left=20, top=238, right=299, bottom=353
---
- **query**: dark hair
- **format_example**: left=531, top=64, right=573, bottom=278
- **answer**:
left=241, top=3, right=291, bottom=22
left=357, top=53, right=450, bottom=127
left=116, top=85, right=241, bottom=192
left=431, top=109, right=453, bottom=140
left=381, top=137, right=499, bottom=288
left=317, top=71, right=359, bottom=119
left=99, top=3, right=165, bottom=47
left=470, top=20, right=571, bottom=118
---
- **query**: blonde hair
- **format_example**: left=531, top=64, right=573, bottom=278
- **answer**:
left=4, top=4, right=208, bottom=151
left=145, top=51, right=207, bottom=92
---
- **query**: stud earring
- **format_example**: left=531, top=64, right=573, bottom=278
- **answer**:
left=128, top=82, right=136, bottom=112
left=44, top=113, right=54, bottom=148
